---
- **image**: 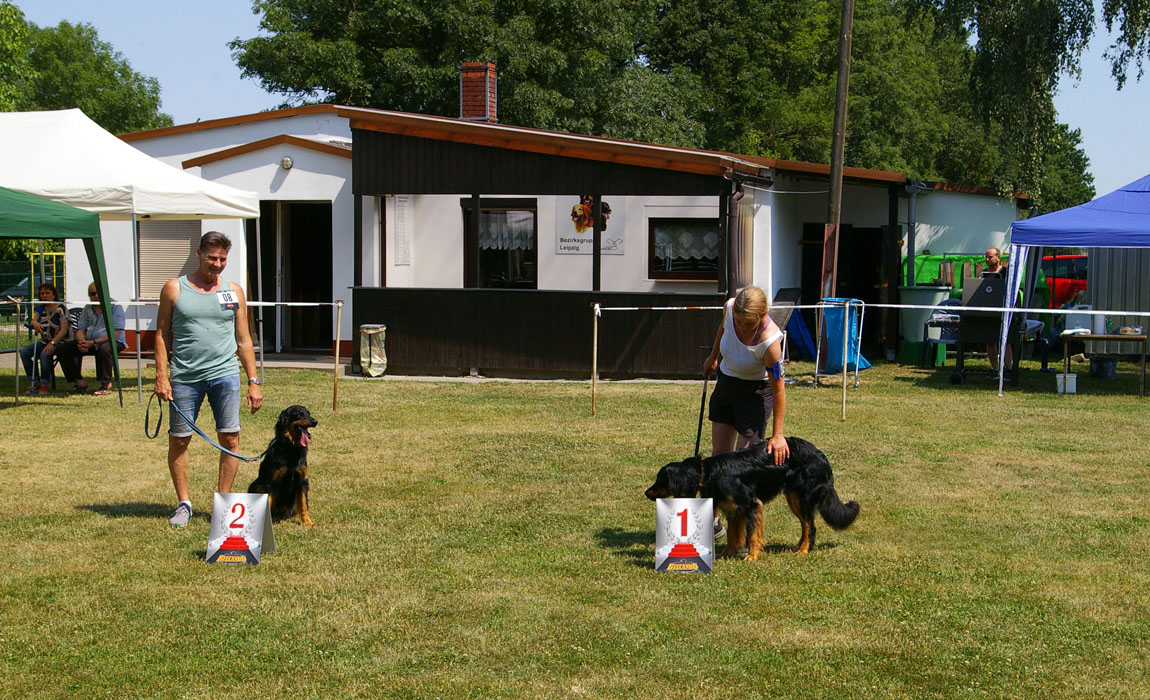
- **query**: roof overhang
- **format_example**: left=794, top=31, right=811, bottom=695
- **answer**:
left=182, top=134, right=352, bottom=169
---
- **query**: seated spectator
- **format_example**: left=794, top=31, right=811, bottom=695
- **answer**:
left=982, top=246, right=1013, bottom=370
left=55, top=283, right=126, bottom=396
left=19, top=282, right=69, bottom=394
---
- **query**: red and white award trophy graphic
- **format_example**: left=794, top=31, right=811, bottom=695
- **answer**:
left=655, top=498, right=714, bottom=573
left=205, top=493, right=275, bottom=565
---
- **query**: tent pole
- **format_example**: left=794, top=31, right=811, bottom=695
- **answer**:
left=12, top=303, right=19, bottom=402
left=256, top=216, right=265, bottom=379
left=133, top=213, right=142, bottom=403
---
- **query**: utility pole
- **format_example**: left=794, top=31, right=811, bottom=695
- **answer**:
left=820, top=0, right=855, bottom=303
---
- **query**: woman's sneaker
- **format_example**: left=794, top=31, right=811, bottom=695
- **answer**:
left=713, top=517, right=726, bottom=540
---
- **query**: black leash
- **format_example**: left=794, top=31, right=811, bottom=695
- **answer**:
left=145, top=392, right=269, bottom=463
left=694, top=376, right=709, bottom=458
left=694, top=376, right=710, bottom=490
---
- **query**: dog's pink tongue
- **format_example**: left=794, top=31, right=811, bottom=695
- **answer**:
left=300, top=430, right=310, bottom=447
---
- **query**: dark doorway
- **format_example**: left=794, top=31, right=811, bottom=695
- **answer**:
left=245, top=201, right=333, bottom=352
left=800, top=223, right=887, bottom=357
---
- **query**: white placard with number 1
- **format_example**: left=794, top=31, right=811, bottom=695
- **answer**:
left=655, top=498, right=713, bottom=573
left=205, top=493, right=275, bottom=565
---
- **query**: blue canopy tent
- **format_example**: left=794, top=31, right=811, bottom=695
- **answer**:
left=998, top=174, right=1150, bottom=394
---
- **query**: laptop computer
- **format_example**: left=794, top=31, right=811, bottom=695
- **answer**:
left=962, top=277, right=1006, bottom=308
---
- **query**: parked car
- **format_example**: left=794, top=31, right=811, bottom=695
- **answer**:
left=1, top=276, right=37, bottom=300
left=1040, top=254, right=1087, bottom=308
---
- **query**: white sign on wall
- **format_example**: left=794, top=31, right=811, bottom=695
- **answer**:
left=555, top=195, right=625, bottom=255
left=394, top=196, right=411, bottom=266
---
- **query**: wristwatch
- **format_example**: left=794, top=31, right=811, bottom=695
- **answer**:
left=248, top=377, right=261, bottom=385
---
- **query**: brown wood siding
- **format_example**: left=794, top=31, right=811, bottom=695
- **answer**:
left=352, top=129, right=728, bottom=197
left=351, top=288, right=724, bottom=377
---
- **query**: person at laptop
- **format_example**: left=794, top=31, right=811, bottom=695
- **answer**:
left=981, top=247, right=1011, bottom=369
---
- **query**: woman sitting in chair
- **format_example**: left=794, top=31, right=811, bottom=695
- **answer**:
left=19, top=283, right=69, bottom=394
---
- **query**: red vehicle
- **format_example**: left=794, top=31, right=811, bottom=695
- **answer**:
left=1040, top=254, right=1087, bottom=308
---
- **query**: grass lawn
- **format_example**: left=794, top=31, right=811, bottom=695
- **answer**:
left=1, top=359, right=1148, bottom=699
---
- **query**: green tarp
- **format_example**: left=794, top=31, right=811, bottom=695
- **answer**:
left=0, top=186, right=122, bottom=404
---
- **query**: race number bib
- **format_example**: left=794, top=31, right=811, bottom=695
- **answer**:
left=216, top=290, right=239, bottom=311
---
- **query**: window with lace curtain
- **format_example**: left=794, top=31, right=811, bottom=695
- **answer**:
left=648, top=218, right=720, bottom=280
left=462, top=199, right=538, bottom=289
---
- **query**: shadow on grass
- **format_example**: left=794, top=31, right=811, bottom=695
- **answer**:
left=77, top=502, right=173, bottom=519
left=594, top=527, right=654, bottom=568
left=594, top=526, right=834, bottom=567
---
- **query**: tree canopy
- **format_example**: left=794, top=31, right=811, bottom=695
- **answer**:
left=0, top=1, right=172, bottom=134
left=231, top=0, right=1112, bottom=207
left=0, top=0, right=32, bottom=111
left=21, top=19, right=173, bottom=134
left=0, top=1, right=172, bottom=258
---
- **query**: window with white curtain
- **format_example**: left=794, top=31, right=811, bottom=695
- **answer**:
left=648, top=218, right=720, bottom=280
left=462, top=200, right=538, bottom=289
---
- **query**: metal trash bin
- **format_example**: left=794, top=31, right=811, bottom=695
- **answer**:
left=359, top=324, right=387, bottom=377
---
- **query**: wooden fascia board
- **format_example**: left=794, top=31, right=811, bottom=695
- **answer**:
left=121, top=104, right=340, bottom=142
left=181, top=134, right=351, bottom=169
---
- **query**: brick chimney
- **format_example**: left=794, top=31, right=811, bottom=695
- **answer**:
left=460, top=61, right=497, bottom=123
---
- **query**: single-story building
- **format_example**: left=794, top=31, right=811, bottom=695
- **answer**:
left=68, top=65, right=1023, bottom=376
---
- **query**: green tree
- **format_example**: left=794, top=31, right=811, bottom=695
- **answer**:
left=21, top=20, right=172, bottom=133
left=231, top=0, right=705, bottom=140
left=231, top=0, right=1103, bottom=195
left=0, top=239, right=62, bottom=261
left=1035, top=123, right=1095, bottom=213
left=0, top=0, right=33, bottom=110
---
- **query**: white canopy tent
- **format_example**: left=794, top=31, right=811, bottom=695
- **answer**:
left=0, top=109, right=259, bottom=219
left=0, top=109, right=261, bottom=402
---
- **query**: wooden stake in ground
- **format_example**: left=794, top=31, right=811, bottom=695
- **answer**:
left=591, top=303, right=600, bottom=416
left=333, top=300, right=343, bottom=412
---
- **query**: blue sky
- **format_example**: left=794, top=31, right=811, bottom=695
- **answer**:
left=18, top=0, right=1149, bottom=198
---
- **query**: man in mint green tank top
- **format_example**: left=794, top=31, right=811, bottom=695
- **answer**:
left=154, top=232, right=263, bottom=526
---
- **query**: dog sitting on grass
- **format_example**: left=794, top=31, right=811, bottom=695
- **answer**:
left=249, top=405, right=318, bottom=526
left=645, top=437, right=859, bottom=561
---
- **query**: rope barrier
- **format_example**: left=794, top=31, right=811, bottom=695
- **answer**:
left=7, top=298, right=347, bottom=409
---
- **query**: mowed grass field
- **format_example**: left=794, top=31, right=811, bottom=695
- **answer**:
left=1, top=359, right=1148, bottom=699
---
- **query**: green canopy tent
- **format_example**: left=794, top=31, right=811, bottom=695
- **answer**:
left=0, top=186, right=123, bottom=405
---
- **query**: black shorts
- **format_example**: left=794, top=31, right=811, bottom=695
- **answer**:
left=708, top=370, right=773, bottom=440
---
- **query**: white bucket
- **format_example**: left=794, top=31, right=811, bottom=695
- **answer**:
left=1056, top=373, right=1077, bottom=394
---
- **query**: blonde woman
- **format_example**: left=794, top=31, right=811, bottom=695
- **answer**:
left=702, top=286, right=790, bottom=537
left=704, top=288, right=790, bottom=452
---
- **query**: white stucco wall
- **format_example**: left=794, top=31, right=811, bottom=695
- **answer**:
left=764, top=175, right=893, bottom=300
left=128, top=114, right=352, bottom=167
left=384, top=193, right=721, bottom=293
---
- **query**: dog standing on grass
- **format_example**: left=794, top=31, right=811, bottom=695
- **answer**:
left=249, top=405, right=318, bottom=526
left=645, top=437, right=858, bottom=561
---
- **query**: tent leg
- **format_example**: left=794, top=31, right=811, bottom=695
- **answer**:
left=135, top=303, right=142, bottom=404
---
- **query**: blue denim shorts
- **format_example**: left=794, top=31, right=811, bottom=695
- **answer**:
left=169, top=374, right=241, bottom=437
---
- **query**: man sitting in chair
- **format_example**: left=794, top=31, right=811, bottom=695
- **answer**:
left=55, top=283, right=126, bottom=396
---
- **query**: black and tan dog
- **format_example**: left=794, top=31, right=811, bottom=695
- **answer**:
left=249, top=405, right=318, bottom=526
left=645, top=437, right=859, bottom=561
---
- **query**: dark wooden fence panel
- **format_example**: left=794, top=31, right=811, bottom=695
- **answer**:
left=351, top=288, right=724, bottom=378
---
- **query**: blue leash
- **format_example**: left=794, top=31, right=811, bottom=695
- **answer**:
left=145, top=393, right=269, bottom=463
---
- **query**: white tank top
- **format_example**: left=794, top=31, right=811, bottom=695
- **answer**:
left=718, top=298, right=783, bottom=380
